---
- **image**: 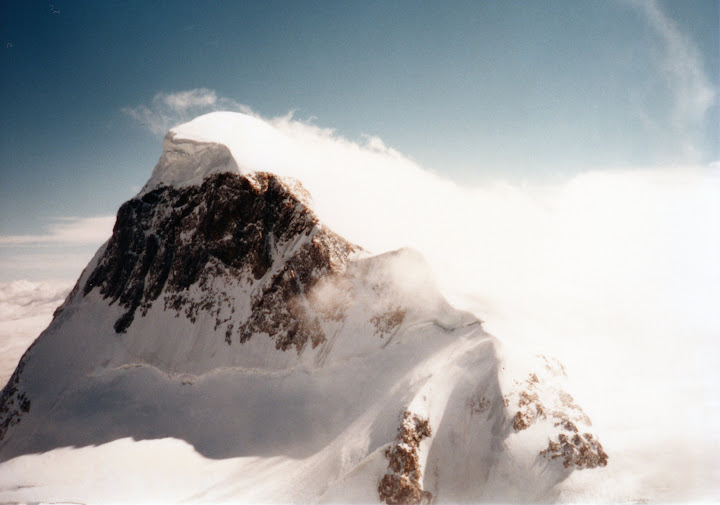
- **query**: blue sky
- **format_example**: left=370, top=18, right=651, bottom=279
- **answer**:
left=0, top=0, right=718, bottom=281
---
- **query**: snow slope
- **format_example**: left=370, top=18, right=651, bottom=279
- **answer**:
left=0, top=112, right=608, bottom=504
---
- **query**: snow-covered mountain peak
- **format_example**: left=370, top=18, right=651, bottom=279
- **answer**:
left=141, top=112, right=297, bottom=195
left=0, top=112, right=609, bottom=503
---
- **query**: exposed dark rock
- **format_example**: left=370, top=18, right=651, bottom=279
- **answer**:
left=540, top=432, right=608, bottom=469
left=511, top=374, right=547, bottom=432
left=503, top=365, right=608, bottom=470
left=379, top=411, right=433, bottom=505
left=83, top=171, right=359, bottom=352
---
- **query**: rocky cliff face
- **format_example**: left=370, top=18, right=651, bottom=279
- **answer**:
left=79, top=171, right=358, bottom=351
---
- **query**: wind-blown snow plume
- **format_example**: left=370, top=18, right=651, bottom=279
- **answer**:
left=153, top=110, right=719, bottom=502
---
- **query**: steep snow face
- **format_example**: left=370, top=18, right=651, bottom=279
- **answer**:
left=141, top=112, right=285, bottom=194
left=0, top=121, right=608, bottom=503
left=141, top=135, right=240, bottom=194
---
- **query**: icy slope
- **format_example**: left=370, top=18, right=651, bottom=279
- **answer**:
left=0, top=112, right=606, bottom=504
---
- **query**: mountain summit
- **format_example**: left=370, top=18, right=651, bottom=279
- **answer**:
left=0, top=112, right=606, bottom=504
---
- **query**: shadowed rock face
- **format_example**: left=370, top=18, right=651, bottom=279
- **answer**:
left=80, top=171, right=359, bottom=352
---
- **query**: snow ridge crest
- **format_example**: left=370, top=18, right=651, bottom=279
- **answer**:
left=140, top=112, right=288, bottom=196
left=140, top=133, right=241, bottom=195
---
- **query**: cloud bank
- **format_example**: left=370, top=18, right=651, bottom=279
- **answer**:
left=0, top=280, right=72, bottom=386
left=0, top=216, right=115, bottom=246
left=0, top=280, right=70, bottom=322
left=0, top=216, right=114, bottom=283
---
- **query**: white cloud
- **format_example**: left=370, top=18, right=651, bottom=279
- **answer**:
left=0, top=251, right=99, bottom=280
left=0, top=280, right=73, bottom=386
left=628, top=0, right=717, bottom=159
left=0, top=216, right=113, bottom=283
left=160, top=89, right=218, bottom=110
left=0, top=216, right=115, bottom=282
left=0, top=216, right=114, bottom=246
left=123, top=88, right=252, bottom=135
left=0, top=279, right=71, bottom=319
